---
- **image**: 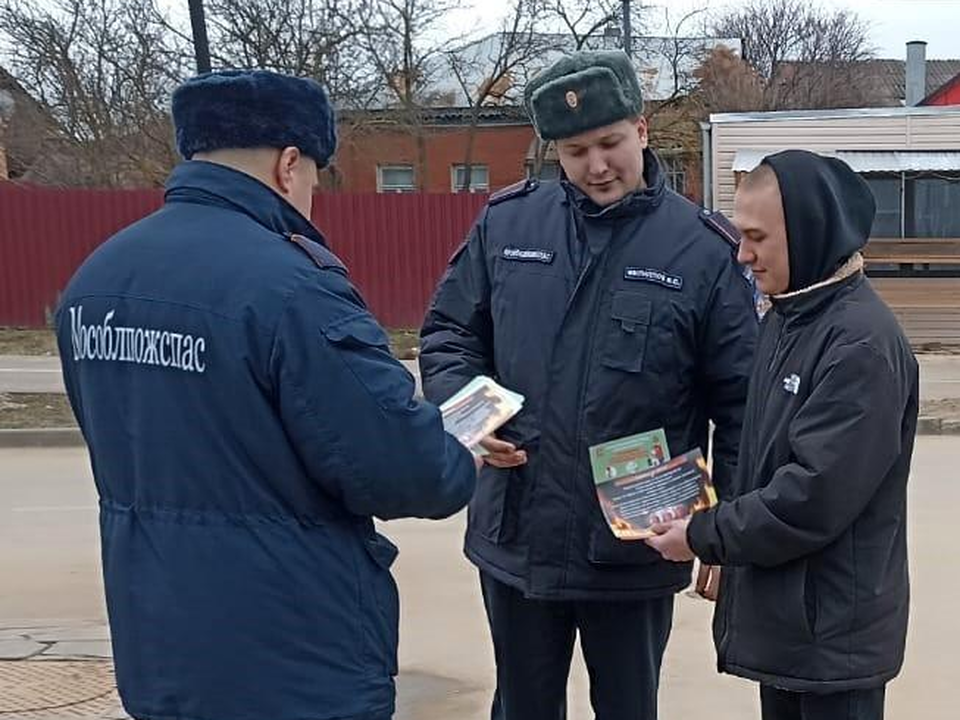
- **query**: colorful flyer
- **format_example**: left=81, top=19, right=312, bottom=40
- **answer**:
left=592, top=448, right=718, bottom=540
left=439, top=376, right=524, bottom=455
left=589, top=428, right=671, bottom=484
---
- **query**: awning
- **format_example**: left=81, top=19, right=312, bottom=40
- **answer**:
left=732, top=149, right=960, bottom=173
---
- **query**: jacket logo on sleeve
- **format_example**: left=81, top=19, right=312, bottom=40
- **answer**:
left=502, top=247, right=555, bottom=264
left=624, top=267, right=683, bottom=291
left=782, top=374, right=801, bottom=395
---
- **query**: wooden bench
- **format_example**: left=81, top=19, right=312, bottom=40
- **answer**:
left=869, top=277, right=960, bottom=347
left=864, top=239, right=960, bottom=266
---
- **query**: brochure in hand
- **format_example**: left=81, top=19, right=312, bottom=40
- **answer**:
left=440, top=376, right=525, bottom=455
left=589, top=429, right=717, bottom=540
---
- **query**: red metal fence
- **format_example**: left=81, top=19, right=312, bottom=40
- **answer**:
left=0, top=184, right=487, bottom=328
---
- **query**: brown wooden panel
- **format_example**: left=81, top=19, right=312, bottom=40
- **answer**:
left=865, top=239, right=960, bottom=265
left=869, top=277, right=960, bottom=345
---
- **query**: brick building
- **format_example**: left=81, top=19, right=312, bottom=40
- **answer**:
left=325, top=107, right=535, bottom=194
left=323, top=104, right=700, bottom=200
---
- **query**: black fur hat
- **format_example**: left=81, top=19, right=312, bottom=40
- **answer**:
left=172, top=70, right=337, bottom=167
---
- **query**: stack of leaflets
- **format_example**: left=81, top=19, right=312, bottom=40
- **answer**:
left=440, top=376, right=525, bottom=456
left=589, top=429, right=718, bottom=540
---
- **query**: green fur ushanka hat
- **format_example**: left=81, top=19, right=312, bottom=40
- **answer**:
left=524, top=51, right=644, bottom=141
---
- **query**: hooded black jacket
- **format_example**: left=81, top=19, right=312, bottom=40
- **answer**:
left=688, top=150, right=919, bottom=692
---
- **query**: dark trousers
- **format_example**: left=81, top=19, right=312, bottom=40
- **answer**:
left=760, top=685, right=886, bottom=720
left=480, top=571, right=674, bottom=720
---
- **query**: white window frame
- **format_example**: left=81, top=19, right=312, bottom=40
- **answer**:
left=659, top=152, right=687, bottom=196
left=451, top=164, right=490, bottom=193
left=377, top=164, right=416, bottom=193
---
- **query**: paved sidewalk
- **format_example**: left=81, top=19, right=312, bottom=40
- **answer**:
left=0, top=356, right=417, bottom=396
left=0, top=621, right=126, bottom=720
left=0, top=356, right=65, bottom=394
left=4, top=356, right=960, bottom=441
left=3, top=353, right=958, bottom=399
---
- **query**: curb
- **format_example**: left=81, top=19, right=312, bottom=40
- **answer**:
left=917, top=416, right=960, bottom=436
left=0, top=427, right=85, bottom=448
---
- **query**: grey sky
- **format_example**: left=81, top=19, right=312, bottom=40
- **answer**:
left=447, top=0, right=960, bottom=60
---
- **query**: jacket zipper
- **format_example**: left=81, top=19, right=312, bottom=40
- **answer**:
left=767, top=316, right=786, bottom=372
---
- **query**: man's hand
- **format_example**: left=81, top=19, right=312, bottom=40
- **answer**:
left=695, top=562, right=721, bottom=602
left=645, top=517, right=695, bottom=562
left=478, top=434, right=527, bottom=468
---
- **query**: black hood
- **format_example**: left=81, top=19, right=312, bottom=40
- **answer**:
left=762, top=150, right=875, bottom=293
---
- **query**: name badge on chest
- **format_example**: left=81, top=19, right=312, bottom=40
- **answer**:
left=502, top=247, right=556, bottom=264
left=624, top=267, right=684, bottom=291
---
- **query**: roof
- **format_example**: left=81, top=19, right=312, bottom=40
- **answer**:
left=0, top=66, right=63, bottom=179
left=771, top=58, right=960, bottom=108
left=732, top=149, right=960, bottom=173
left=422, top=32, right=741, bottom=106
left=710, top=104, right=960, bottom=124
left=339, top=105, right=530, bottom=127
left=923, top=73, right=960, bottom=105
left=864, top=58, right=960, bottom=104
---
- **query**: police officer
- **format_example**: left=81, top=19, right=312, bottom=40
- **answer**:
left=419, top=51, right=758, bottom=720
left=55, top=70, right=477, bottom=720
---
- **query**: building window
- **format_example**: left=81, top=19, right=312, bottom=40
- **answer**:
left=660, top=153, right=687, bottom=195
left=377, top=165, right=416, bottom=193
left=914, top=176, right=960, bottom=237
left=864, top=172, right=960, bottom=238
left=865, top=175, right=902, bottom=238
left=527, top=161, right=561, bottom=181
left=452, top=164, right=489, bottom=193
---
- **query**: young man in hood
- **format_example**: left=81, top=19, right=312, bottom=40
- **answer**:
left=647, top=150, right=919, bottom=719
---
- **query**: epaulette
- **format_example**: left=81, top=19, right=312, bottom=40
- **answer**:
left=488, top=177, right=539, bottom=206
left=287, top=233, right=347, bottom=274
left=699, top=208, right=740, bottom=250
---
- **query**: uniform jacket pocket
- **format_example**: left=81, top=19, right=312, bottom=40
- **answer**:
left=601, top=291, right=652, bottom=373
left=359, top=532, right=400, bottom=676
left=588, top=526, right=663, bottom=566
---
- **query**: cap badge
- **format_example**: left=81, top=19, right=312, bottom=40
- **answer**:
left=565, top=90, right=579, bottom=108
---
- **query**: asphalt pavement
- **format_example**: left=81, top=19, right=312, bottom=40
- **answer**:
left=2, top=438, right=959, bottom=719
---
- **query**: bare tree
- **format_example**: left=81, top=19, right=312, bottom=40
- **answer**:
left=692, top=45, right=764, bottom=115
left=0, top=0, right=188, bottom=186
left=351, top=0, right=465, bottom=190
left=203, top=0, right=377, bottom=108
left=712, top=0, right=877, bottom=110
left=446, top=1, right=558, bottom=190
left=533, top=0, right=652, bottom=51
left=634, top=2, right=722, bottom=170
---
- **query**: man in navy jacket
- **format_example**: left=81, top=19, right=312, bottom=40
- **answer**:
left=56, top=70, right=477, bottom=720
left=420, top=51, right=757, bottom=720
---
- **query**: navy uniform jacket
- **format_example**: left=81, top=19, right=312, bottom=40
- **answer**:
left=55, top=161, right=476, bottom=720
left=420, top=151, right=757, bottom=600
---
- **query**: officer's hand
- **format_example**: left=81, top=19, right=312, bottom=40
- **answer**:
left=695, top=562, right=721, bottom=602
left=645, top=517, right=695, bottom=562
left=478, top=434, right=527, bottom=468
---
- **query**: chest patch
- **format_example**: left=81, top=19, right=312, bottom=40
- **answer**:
left=502, top=247, right=555, bottom=264
left=624, top=267, right=684, bottom=291
left=782, top=373, right=801, bottom=395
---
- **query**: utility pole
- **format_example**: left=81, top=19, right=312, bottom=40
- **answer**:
left=188, top=0, right=212, bottom=74
left=622, top=0, right=632, bottom=57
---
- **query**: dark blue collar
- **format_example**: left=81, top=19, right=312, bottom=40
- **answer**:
left=164, top=160, right=328, bottom=247
left=562, top=148, right=666, bottom=220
